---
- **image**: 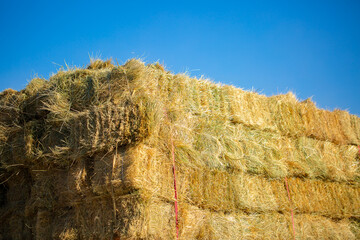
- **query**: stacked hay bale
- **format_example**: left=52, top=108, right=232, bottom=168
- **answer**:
left=0, top=59, right=359, bottom=239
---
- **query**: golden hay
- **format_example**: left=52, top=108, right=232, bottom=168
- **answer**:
left=75, top=194, right=357, bottom=240
left=28, top=190, right=357, bottom=240
left=1, top=59, right=359, bottom=239
left=182, top=204, right=356, bottom=240
left=87, top=59, right=114, bottom=70
left=122, top=145, right=360, bottom=217
left=19, top=174, right=357, bottom=240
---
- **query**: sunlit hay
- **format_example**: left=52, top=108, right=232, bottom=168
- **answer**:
left=214, top=121, right=356, bottom=181
left=66, top=191, right=358, bottom=239
left=155, top=96, right=358, bottom=181
left=293, top=137, right=328, bottom=179
left=192, top=120, right=228, bottom=168
left=318, top=109, right=347, bottom=144
left=166, top=114, right=358, bottom=182
left=315, top=110, right=333, bottom=142
left=123, top=143, right=173, bottom=199
left=2, top=59, right=360, bottom=167
left=121, top=144, right=360, bottom=217
left=322, top=142, right=360, bottom=182
left=222, top=85, right=274, bottom=130
left=47, top=70, right=104, bottom=111
left=24, top=77, right=48, bottom=96
left=206, top=172, right=359, bottom=216
left=300, top=99, right=339, bottom=143
left=268, top=92, right=306, bottom=137
left=124, top=65, right=359, bottom=180
left=300, top=98, right=321, bottom=137
left=283, top=134, right=359, bottom=182
left=192, top=80, right=230, bottom=121
left=180, top=202, right=356, bottom=240
left=43, top=91, right=72, bottom=124
left=252, top=213, right=355, bottom=240
left=0, top=61, right=159, bottom=167
left=235, top=125, right=288, bottom=178
left=22, top=78, right=58, bottom=121
left=46, top=63, right=128, bottom=115
left=87, top=59, right=114, bottom=70
left=189, top=80, right=228, bottom=119
left=106, top=60, right=154, bottom=105
left=335, top=109, right=358, bottom=144
left=107, top=59, right=359, bottom=147
left=164, top=74, right=192, bottom=114
left=299, top=99, right=354, bottom=145
left=340, top=145, right=360, bottom=182
left=329, top=109, right=351, bottom=144
left=350, top=114, right=360, bottom=143
left=280, top=177, right=360, bottom=217
left=198, top=210, right=252, bottom=239
left=1, top=58, right=360, bottom=239
left=43, top=185, right=357, bottom=240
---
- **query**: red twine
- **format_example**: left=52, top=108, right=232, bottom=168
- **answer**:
left=284, top=176, right=296, bottom=240
left=164, top=109, right=179, bottom=239
left=171, top=136, right=179, bottom=239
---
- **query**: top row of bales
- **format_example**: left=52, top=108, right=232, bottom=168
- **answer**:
left=94, top=59, right=360, bottom=146
left=150, top=69, right=360, bottom=145
left=0, top=59, right=359, bottom=168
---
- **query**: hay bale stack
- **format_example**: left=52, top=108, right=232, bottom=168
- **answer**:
left=0, top=59, right=359, bottom=239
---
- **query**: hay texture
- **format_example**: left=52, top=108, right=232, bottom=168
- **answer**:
left=0, top=59, right=359, bottom=239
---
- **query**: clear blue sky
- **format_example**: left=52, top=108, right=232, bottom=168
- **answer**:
left=1, top=0, right=359, bottom=115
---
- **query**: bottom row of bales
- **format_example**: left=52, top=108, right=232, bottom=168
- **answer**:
left=2, top=147, right=359, bottom=239
left=27, top=194, right=360, bottom=240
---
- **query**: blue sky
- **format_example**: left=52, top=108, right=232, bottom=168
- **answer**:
left=1, top=0, right=359, bottom=115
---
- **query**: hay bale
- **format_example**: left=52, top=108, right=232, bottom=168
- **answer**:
left=51, top=192, right=359, bottom=239
left=1, top=59, right=360, bottom=239
left=351, top=115, right=360, bottom=143
left=223, top=86, right=273, bottom=130
left=18, top=182, right=357, bottom=240
left=335, top=109, right=358, bottom=144
left=68, top=102, right=148, bottom=156
left=121, top=144, right=360, bottom=217
left=0, top=89, right=24, bottom=126
left=268, top=92, right=305, bottom=137
left=190, top=207, right=356, bottom=240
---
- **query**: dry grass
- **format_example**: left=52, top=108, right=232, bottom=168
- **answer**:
left=1, top=59, right=359, bottom=239
left=122, top=145, right=360, bottom=217
left=37, top=188, right=358, bottom=240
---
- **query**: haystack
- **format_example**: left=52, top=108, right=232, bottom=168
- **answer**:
left=0, top=59, right=359, bottom=240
